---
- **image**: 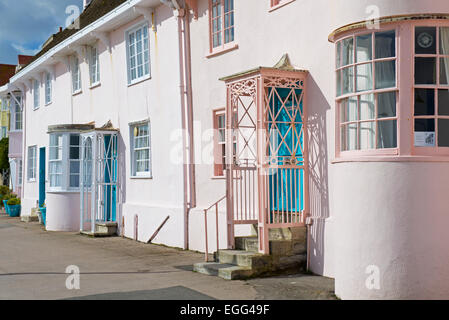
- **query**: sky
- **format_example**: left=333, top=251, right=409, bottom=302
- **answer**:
left=0, top=0, right=84, bottom=65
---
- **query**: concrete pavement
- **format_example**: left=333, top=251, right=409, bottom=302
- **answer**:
left=0, top=214, right=335, bottom=300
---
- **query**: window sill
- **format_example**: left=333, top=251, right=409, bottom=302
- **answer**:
left=47, top=189, right=80, bottom=194
left=130, top=174, right=153, bottom=180
left=33, top=107, right=40, bottom=111
left=72, top=90, right=82, bottom=96
left=45, top=101, right=52, bottom=107
left=90, top=82, right=101, bottom=89
left=212, top=175, right=226, bottom=180
left=332, top=154, right=449, bottom=163
left=128, top=75, right=151, bottom=87
left=206, top=43, right=239, bottom=59
left=27, top=179, right=36, bottom=183
left=269, top=0, right=296, bottom=12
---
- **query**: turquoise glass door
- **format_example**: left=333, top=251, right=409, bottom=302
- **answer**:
left=103, top=135, right=117, bottom=222
left=267, top=87, right=304, bottom=214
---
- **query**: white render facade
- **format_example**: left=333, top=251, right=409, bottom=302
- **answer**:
left=1, top=0, right=449, bottom=300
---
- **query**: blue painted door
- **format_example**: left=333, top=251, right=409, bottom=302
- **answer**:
left=268, top=87, right=304, bottom=213
left=103, top=135, right=117, bottom=222
left=39, top=147, right=46, bottom=207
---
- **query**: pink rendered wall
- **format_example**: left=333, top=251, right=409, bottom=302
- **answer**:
left=188, top=0, right=449, bottom=299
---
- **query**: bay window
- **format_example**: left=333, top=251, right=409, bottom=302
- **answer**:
left=48, top=133, right=81, bottom=191
left=336, top=29, right=398, bottom=154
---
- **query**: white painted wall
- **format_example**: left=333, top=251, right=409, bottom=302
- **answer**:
left=21, top=4, right=186, bottom=248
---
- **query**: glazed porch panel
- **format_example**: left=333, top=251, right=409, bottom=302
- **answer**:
left=80, top=130, right=119, bottom=233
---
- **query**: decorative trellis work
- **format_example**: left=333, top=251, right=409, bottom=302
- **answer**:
left=223, top=62, right=309, bottom=254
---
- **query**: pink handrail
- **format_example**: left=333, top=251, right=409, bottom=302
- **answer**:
left=203, top=195, right=226, bottom=262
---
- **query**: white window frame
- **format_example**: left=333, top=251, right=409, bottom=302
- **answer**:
left=1, top=98, right=7, bottom=111
left=18, top=159, right=23, bottom=186
left=129, top=120, right=152, bottom=178
left=126, top=22, right=151, bottom=85
left=45, top=72, right=52, bottom=105
left=48, top=133, right=81, bottom=192
left=33, top=79, right=40, bottom=110
left=27, top=145, right=37, bottom=182
left=0, top=127, right=6, bottom=139
left=89, top=45, right=100, bottom=87
left=12, top=95, right=22, bottom=131
left=71, top=56, right=82, bottom=94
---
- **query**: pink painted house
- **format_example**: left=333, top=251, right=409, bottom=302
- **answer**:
left=1, top=0, right=449, bottom=299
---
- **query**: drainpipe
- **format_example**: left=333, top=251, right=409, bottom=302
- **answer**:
left=160, top=0, right=196, bottom=250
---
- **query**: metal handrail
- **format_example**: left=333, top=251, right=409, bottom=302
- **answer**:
left=203, top=195, right=226, bottom=262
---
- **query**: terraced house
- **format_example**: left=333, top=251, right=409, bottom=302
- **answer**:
left=0, top=0, right=449, bottom=299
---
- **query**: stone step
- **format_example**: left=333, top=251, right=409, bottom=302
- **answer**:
left=235, top=236, right=306, bottom=256
left=269, top=226, right=306, bottom=241
left=95, top=222, right=117, bottom=236
left=217, top=250, right=272, bottom=271
left=193, top=262, right=254, bottom=280
left=235, top=236, right=259, bottom=252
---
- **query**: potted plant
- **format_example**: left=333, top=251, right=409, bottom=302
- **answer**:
left=7, top=197, right=21, bottom=217
left=0, top=186, right=10, bottom=212
left=39, top=203, right=46, bottom=226
left=2, top=194, right=13, bottom=216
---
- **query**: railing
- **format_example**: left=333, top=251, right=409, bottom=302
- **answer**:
left=203, top=195, right=226, bottom=262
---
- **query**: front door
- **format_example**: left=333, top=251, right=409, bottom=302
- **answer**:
left=267, top=87, right=305, bottom=223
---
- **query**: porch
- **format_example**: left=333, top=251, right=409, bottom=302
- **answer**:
left=195, top=55, right=311, bottom=279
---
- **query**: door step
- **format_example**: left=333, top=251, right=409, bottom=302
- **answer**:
left=80, top=222, right=118, bottom=237
left=193, top=226, right=307, bottom=280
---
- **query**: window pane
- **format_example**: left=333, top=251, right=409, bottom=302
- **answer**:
left=70, top=161, right=80, bottom=174
left=440, top=57, right=449, bottom=85
left=415, top=27, right=436, bottom=54
left=356, top=63, right=373, bottom=92
left=70, top=175, right=80, bottom=188
left=415, top=89, right=435, bottom=116
left=356, top=34, right=372, bottom=63
left=440, top=27, right=449, bottom=55
left=415, top=57, right=436, bottom=85
left=341, top=123, right=357, bottom=151
left=375, top=60, right=396, bottom=89
left=336, top=41, right=341, bottom=68
left=360, top=93, right=375, bottom=120
left=377, top=120, right=397, bottom=149
left=377, top=91, right=396, bottom=118
left=438, top=89, right=449, bottom=116
left=341, top=97, right=358, bottom=122
left=438, top=119, right=449, bottom=147
left=375, top=30, right=396, bottom=59
left=342, top=38, right=354, bottom=66
left=360, top=121, right=375, bottom=150
left=342, top=66, right=354, bottom=94
left=336, top=70, right=342, bottom=96
left=415, top=119, right=435, bottom=132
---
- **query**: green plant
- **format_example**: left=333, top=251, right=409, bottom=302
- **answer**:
left=7, top=197, right=20, bottom=206
left=0, top=185, right=10, bottom=195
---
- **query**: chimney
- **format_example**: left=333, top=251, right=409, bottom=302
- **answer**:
left=83, top=0, right=92, bottom=10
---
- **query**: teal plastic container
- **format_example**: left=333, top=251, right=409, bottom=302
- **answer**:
left=3, top=200, right=10, bottom=215
left=40, top=207, right=46, bottom=226
left=8, top=205, right=21, bottom=217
